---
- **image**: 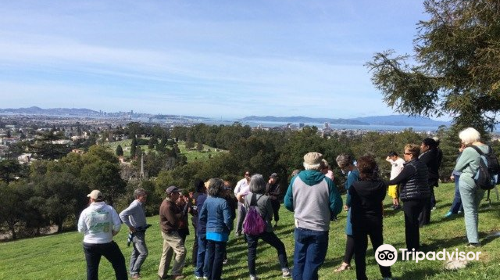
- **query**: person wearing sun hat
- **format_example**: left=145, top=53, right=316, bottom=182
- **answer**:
left=78, top=189, right=127, bottom=280
left=284, top=152, right=343, bottom=280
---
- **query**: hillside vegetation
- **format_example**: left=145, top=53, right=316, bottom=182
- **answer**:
left=1, top=183, right=499, bottom=280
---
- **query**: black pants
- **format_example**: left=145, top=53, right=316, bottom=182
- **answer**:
left=353, top=218, right=391, bottom=280
left=403, top=199, right=426, bottom=251
left=419, top=186, right=434, bottom=227
left=342, top=235, right=355, bottom=264
left=83, top=241, right=127, bottom=280
left=271, top=200, right=280, bottom=223
left=246, top=231, right=289, bottom=275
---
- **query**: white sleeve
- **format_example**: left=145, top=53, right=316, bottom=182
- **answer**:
left=111, top=207, right=122, bottom=233
left=77, top=210, right=87, bottom=234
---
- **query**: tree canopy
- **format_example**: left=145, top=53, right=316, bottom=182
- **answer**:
left=367, top=0, right=500, bottom=132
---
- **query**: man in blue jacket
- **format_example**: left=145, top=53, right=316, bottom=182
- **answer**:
left=284, top=152, right=343, bottom=280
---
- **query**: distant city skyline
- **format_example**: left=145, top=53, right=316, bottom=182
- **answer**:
left=1, top=1, right=439, bottom=120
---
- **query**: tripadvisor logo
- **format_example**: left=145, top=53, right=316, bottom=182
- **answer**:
left=375, top=244, right=398, bottom=267
left=375, top=244, right=482, bottom=266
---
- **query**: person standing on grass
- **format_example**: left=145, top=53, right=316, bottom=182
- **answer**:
left=265, top=173, right=281, bottom=228
left=221, top=180, right=238, bottom=265
left=234, top=171, right=251, bottom=236
left=158, top=186, right=186, bottom=280
left=244, top=174, right=291, bottom=280
left=78, top=189, right=128, bottom=280
left=194, top=181, right=209, bottom=279
left=349, top=155, right=392, bottom=280
left=191, top=179, right=206, bottom=268
left=454, top=127, right=488, bottom=247
left=334, top=153, right=359, bottom=273
left=387, top=144, right=429, bottom=251
left=284, top=152, right=343, bottom=280
left=445, top=144, right=465, bottom=218
left=386, top=151, right=404, bottom=210
left=199, top=178, right=234, bottom=280
left=418, top=137, right=441, bottom=226
left=119, top=188, right=149, bottom=279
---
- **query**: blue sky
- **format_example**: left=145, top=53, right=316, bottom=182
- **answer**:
left=0, top=0, right=429, bottom=119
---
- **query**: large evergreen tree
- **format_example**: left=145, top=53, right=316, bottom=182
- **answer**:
left=367, top=0, right=500, bottom=133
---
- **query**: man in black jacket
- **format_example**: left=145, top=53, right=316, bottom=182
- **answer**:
left=418, top=138, right=441, bottom=226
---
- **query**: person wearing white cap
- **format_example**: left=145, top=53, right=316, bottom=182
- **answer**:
left=284, top=152, right=343, bottom=280
left=77, top=189, right=127, bottom=280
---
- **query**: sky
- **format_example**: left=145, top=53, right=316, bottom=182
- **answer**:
left=0, top=0, right=430, bottom=120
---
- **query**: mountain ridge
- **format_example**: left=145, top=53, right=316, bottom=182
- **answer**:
left=241, top=115, right=450, bottom=127
left=0, top=107, right=451, bottom=127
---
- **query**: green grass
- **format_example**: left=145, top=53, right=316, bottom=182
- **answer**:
left=104, top=139, right=225, bottom=162
left=1, top=183, right=499, bottom=279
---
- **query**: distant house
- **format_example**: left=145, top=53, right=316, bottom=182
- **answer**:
left=51, top=139, right=72, bottom=145
left=17, top=153, right=32, bottom=164
left=71, top=149, right=85, bottom=155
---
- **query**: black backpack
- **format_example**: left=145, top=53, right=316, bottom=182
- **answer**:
left=471, top=145, right=500, bottom=190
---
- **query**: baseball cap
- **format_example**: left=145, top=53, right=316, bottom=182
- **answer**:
left=165, top=186, right=182, bottom=195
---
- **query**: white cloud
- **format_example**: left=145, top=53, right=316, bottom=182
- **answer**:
left=0, top=0, right=429, bottom=119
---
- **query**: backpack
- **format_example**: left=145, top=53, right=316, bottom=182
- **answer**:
left=242, top=194, right=266, bottom=235
left=471, top=145, right=500, bottom=190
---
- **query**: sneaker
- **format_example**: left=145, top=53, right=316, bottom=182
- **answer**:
left=250, top=275, right=259, bottom=280
left=458, top=210, right=462, bottom=214
left=223, top=258, right=228, bottom=265
left=131, top=274, right=141, bottom=279
left=282, top=268, right=291, bottom=278
left=444, top=211, right=453, bottom=218
left=431, top=206, right=437, bottom=211
left=467, top=242, right=481, bottom=248
left=172, top=275, right=185, bottom=280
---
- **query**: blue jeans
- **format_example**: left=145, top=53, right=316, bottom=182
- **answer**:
left=246, top=231, right=289, bottom=276
left=195, top=233, right=208, bottom=277
left=205, top=240, right=226, bottom=280
left=292, top=228, right=329, bottom=280
left=83, top=241, right=127, bottom=280
left=130, top=231, right=148, bottom=276
left=450, top=175, right=463, bottom=213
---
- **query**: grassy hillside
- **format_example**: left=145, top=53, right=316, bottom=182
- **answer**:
left=1, top=183, right=499, bottom=280
left=104, top=139, right=226, bottom=161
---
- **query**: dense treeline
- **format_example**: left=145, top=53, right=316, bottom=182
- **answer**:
left=1, top=122, right=499, bottom=240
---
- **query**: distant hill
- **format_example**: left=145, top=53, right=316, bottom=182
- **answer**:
left=352, top=115, right=450, bottom=127
left=241, top=115, right=450, bottom=127
left=0, top=106, right=100, bottom=116
left=0, top=107, right=451, bottom=127
left=240, top=116, right=368, bottom=125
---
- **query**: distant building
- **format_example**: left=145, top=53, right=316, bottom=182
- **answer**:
left=71, top=149, right=85, bottom=155
left=17, top=153, right=32, bottom=164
